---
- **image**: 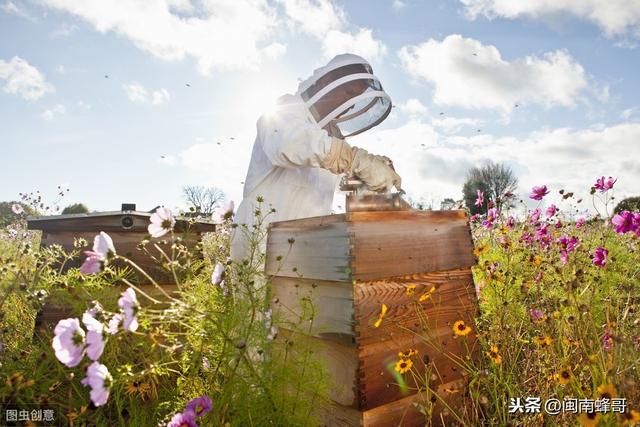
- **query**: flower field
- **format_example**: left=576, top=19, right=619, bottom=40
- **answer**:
left=0, top=177, right=639, bottom=426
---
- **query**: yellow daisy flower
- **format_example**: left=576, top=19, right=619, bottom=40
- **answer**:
left=597, top=383, right=617, bottom=400
left=398, top=348, right=419, bottom=358
left=486, top=345, right=502, bottom=364
left=577, top=411, right=600, bottom=427
left=126, top=381, right=152, bottom=400
left=373, top=303, right=387, bottom=328
left=394, top=358, right=413, bottom=374
left=532, top=335, right=553, bottom=348
left=622, top=409, right=640, bottom=425
left=556, top=369, right=572, bottom=385
left=453, top=320, right=472, bottom=336
left=473, top=244, right=489, bottom=256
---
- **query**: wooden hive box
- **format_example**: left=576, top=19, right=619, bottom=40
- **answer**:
left=27, top=205, right=216, bottom=333
left=265, top=209, right=479, bottom=426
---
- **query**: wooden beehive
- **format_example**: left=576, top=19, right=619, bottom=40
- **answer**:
left=265, top=209, right=479, bottom=426
left=27, top=207, right=216, bottom=333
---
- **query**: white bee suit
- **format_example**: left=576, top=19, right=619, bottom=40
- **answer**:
left=230, top=53, right=398, bottom=264
left=229, top=94, right=342, bottom=262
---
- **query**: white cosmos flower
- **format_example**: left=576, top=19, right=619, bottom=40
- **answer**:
left=148, top=207, right=175, bottom=238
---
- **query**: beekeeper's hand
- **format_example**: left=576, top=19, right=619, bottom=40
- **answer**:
left=321, top=138, right=402, bottom=193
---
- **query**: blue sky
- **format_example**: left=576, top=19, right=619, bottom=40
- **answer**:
left=2, top=0, right=639, bottom=215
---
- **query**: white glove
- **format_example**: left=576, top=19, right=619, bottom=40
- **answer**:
left=321, top=139, right=402, bottom=193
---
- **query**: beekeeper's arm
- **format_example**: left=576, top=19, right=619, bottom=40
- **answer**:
left=259, top=113, right=401, bottom=192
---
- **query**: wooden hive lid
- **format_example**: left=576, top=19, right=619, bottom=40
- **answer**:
left=26, top=210, right=217, bottom=233
left=266, top=209, right=476, bottom=282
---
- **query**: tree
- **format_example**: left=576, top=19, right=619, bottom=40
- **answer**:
left=440, top=198, right=457, bottom=210
left=182, top=185, right=225, bottom=215
left=614, top=196, right=640, bottom=213
left=462, top=161, right=518, bottom=214
left=62, top=203, right=90, bottom=214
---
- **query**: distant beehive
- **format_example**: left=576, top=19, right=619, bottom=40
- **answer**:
left=27, top=204, right=216, bottom=333
left=265, top=209, right=479, bottom=426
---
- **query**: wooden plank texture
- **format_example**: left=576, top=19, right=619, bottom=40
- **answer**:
left=265, top=220, right=351, bottom=282
left=39, top=231, right=202, bottom=284
left=270, top=276, right=356, bottom=344
left=276, top=327, right=359, bottom=408
left=28, top=213, right=216, bottom=233
left=349, top=210, right=475, bottom=281
left=354, top=269, right=478, bottom=347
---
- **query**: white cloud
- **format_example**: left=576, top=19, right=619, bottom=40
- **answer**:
left=278, top=0, right=346, bottom=38
left=261, top=42, right=287, bottom=59
left=0, top=56, right=55, bottom=101
left=41, top=104, right=66, bottom=120
left=1, top=1, right=36, bottom=20
left=431, top=116, right=483, bottom=132
left=39, top=0, right=281, bottom=74
left=151, top=88, right=170, bottom=105
left=350, top=118, right=640, bottom=211
left=50, top=22, right=78, bottom=38
left=322, top=28, right=388, bottom=61
left=122, top=82, right=170, bottom=106
left=392, top=0, right=407, bottom=9
left=279, top=0, right=387, bottom=61
left=397, top=98, right=429, bottom=117
left=621, top=107, right=637, bottom=120
left=398, top=34, right=588, bottom=112
left=460, top=0, right=640, bottom=41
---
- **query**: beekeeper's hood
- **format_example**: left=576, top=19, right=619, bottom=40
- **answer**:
left=295, top=53, right=392, bottom=138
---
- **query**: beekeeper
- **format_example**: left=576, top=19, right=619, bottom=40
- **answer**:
left=230, top=53, right=401, bottom=262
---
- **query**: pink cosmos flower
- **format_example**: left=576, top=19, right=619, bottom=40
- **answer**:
left=482, top=208, right=499, bottom=229
left=603, top=329, right=614, bottom=350
left=80, top=251, right=103, bottom=275
left=81, top=361, right=112, bottom=407
left=611, top=211, right=636, bottom=234
left=148, top=207, right=175, bottom=238
left=506, top=216, right=516, bottom=229
left=545, top=204, right=557, bottom=218
left=214, top=200, right=235, bottom=222
left=474, top=190, right=484, bottom=207
left=576, top=217, right=586, bottom=229
left=167, top=410, right=197, bottom=427
left=519, top=231, right=533, bottom=246
left=594, top=176, right=616, bottom=193
left=557, top=235, right=579, bottom=253
left=79, top=232, right=116, bottom=275
left=469, top=213, right=480, bottom=222
left=529, top=308, right=545, bottom=322
left=529, top=208, right=541, bottom=224
left=560, top=250, right=568, bottom=266
left=11, top=203, right=23, bottom=214
left=93, top=232, right=116, bottom=258
left=592, top=247, right=608, bottom=267
left=535, top=223, right=549, bottom=240
left=118, top=288, right=139, bottom=332
left=186, top=395, right=213, bottom=417
left=52, top=318, right=86, bottom=368
left=534, top=270, right=543, bottom=283
left=529, top=185, right=549, bottom=201
left=82, top=312, right=105, bottom=361
left=554, top=220, right=563, bottom=229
